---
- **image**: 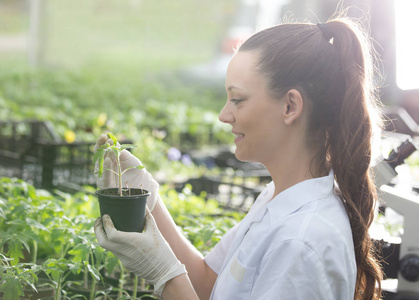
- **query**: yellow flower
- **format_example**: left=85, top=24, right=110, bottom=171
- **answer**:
left=65, top=130, right=76, bottom=143
left=97, top=112, right=107, bottom=127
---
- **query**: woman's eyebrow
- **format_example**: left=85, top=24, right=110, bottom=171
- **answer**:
left=226, top=85, right=242, bottom=91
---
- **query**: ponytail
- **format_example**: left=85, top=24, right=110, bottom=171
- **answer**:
left=239, top=14, right=383, bottom=300
left=325, top=19, right=383, bottom=300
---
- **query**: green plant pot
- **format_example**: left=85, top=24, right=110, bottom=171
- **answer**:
left=96, top=188, right=150, bottom=233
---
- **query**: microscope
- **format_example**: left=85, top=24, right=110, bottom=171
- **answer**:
left=373, top=136, right=419, bottom=299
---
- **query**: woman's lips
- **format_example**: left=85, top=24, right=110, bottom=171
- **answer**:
left=234, top=132, right=244, bottom=143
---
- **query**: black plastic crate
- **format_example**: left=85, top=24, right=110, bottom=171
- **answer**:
left=0, top=120, right=95, bottom=190
left=180, top=176, right=265, bottom=212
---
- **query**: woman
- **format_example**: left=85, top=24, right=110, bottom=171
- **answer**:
left=94, top=15, right=383, bottom=300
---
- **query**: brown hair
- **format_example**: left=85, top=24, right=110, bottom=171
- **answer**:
left=239, top=16, right=383, bottom=300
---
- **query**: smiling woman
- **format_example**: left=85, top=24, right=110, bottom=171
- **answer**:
left=220, top=51, right=305, bottom=171
left=92, top=12, right=384, bottom=300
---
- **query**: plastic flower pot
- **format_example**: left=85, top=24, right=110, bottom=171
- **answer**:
left=96, top=188, right=150, bottom=233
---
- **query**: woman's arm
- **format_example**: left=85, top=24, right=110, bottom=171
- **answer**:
left=162, top=274, right=200, bottom=300
left=152, top=198, right=218, bottom=300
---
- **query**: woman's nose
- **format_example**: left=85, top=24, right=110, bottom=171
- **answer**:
left=219, top=103, right=234, bottom=124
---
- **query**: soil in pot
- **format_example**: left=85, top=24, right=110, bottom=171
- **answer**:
left=96, top=188, right=150, bottom=233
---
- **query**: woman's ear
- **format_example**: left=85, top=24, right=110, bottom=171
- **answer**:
left=283, top=89, right=304, bottom=125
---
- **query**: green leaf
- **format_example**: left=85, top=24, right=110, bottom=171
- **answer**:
left=120, top=144, right=135, bottom=150
left=26, top=218, right=48, bottom=231
left=0, top=278, right=24, bottom=300
left=6, top=238, right=26, bottom=265
left=87, top=265, right=100, bottom=280
left=87, top=264, right=101, bottom=281
left=107, top=132, right=118, bottom=145
left=68, top=262, right=83, bottom=274
left=24, top=281, right=38, bottom=294
left=93, top=246, right=105, bottom=265
left=202, top=228, right=215, bottom=243
left=110, top=146, right=119, bottom=158
left=105, top=253, right=119, bottom=274
left=93, top=147, right=104, bottom=164
left=0, top=253, right=12, bottom=263
left=0, top=206, right=6, bottom=219
left=68, top=244, right=90, bottom=262
left=44, top=258, right=70, bottom=283
left=97, top=155, right=104, bottom=178
left=121, top=165, right=144, bottom=175
left=99, top=143, right=111, bottom=150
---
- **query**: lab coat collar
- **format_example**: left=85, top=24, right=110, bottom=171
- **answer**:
left=266, top=170, right=335, bottom=224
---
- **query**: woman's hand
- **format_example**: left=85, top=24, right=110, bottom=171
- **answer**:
left=94, top=208, right=187, bottom=296
left=93, top=133, right=160, bottom=211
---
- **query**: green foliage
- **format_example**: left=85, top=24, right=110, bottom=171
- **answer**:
left=161, top=184, right=245, bottom=254
left=0, top=66, right=231, bottom=149
left=0, top=254, right=41, bottom=300
left=0, top=177, right=244, bottom=297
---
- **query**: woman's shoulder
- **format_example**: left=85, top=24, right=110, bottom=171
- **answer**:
left=264, top=192, right=353, bottom=255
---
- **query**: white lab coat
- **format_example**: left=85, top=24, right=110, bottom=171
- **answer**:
left=205, top=171, right=356, bottom=299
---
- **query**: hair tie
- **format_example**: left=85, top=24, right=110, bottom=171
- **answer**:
left=317, top=23, right=334, bottom=45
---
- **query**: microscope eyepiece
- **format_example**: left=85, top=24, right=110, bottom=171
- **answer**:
left=385, top=140, right=417, bottom=170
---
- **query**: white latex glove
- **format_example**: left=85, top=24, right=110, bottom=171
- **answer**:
left=93, top=134, right=159, bottom=211
left=94, top=209, right=187, bottom=296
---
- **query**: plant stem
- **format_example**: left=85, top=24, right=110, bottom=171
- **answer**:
left=118, top=262, right=124, bottom=298
left=133, top=275, right=138, bottom=300
left=55, top=280, right=62, bottom=300
left=84, top=265, right=88, bottom=290
left=141, top=277, right=145, bottom=291
left=90, top=276, right=97, bottom=300
left=32, top=241, right=38, bottom=264
left=117, top=153, right=122, bottom=196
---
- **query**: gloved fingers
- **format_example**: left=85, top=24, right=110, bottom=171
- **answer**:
left=123, top=168, right=157, bottom=191
left=144, top=207, right=159, bottom=234
left=101, top=214, right=140, bottom=243
left=95, top=217, right=129, bottom=258
left=101, top=157, right=117, bottom=188
left=119, top=149, right=142, bottom=168
left=94, top=217, right=109, bottom=246
left=106, top=138, right=121, bottom=148
left=93, top=134, right=108, bottom=153
left=96, top=157, right=117, bottom=189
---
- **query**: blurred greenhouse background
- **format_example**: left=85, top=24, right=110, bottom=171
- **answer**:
left=1, top=0, right=419, bottom=298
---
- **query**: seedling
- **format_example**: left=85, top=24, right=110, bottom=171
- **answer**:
left=0, top=254, right=41, bottom=300
left=93, top=132, right=144, bottom=196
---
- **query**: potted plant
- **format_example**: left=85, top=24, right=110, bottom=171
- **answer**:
left=0, top=254, right=41, bottom=300
left=93, top=132, right=150, bottom=232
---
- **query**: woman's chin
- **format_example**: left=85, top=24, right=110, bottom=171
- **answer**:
left=234, top=149, right=251, bottom=163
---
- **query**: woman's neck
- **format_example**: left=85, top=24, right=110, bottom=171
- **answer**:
left=264, top=148, right=317, bottom=200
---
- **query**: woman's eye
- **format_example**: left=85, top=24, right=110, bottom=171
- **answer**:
left=231, top=99, right=243, bottom=105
